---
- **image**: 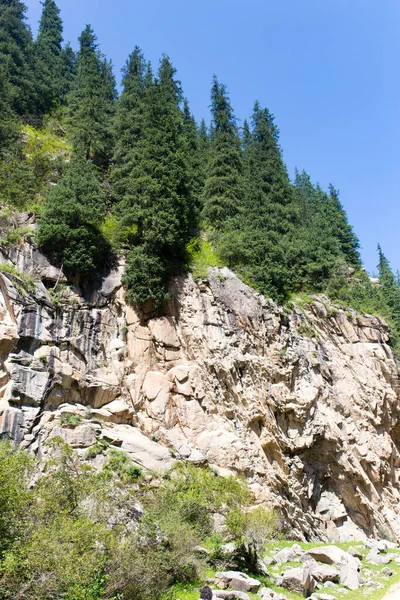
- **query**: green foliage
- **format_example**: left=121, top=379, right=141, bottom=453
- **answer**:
left=22, top=121, right=71, bottom=187
left=116, top=55, right=192, bottom=306
left=0, top=261, right=36, bottom=295
left=0, top=224, right=33, bottom=248
left=187, top=238, right=223, bottom=279
left=37, top=156, right=112, bottom=277
left=66, top=25, right=116, bottom=167
left=59, top=413, right=82, bottom=428
left=103, top=449, right=142, bottom=483
left=0, top=0, right=38, bottom=117
left=202, top=76, right=243, bottom=229
left=34, top=0, right=65, bottom=113
left=0, top=441, right=33, bottom=560
left=147, top=463, right=251, bottom=539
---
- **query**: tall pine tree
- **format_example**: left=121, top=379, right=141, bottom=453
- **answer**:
left=34, top=0, right=64, bottom=112
left=112, top=46, right=148, bottom=201
left=202, top=76, right=243, bottom=229
left=121, top=55, right=191, bottom=306
left=66, top=25, right=116, bottom=167
left=0, top=0, right=37, bottom=116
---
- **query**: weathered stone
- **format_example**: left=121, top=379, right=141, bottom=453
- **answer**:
left=340, top=561, right=360, bottom=590
left=259, top=588, right=287, bottom=600
left=213, top=591, right=250, bottom=600
left=347, top=546, right=362, bottom=559
left=280, top=565, right=316, bottom=597
left=310, top=564, right=339, bottom=583
left=274, top=547, right=299, bottom=564
left=214, top=571, right=261, bottom=593
left=304, top=546, right=352, bottom=567
left=366, top=549, right=392, bottom=565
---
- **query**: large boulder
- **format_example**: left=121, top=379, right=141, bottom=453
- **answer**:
left=214, top=572, right=261, bottom=593
left=280, top=565, right=316, bottom=597
left=310, top=564, right=339, bottom=583
left=274, top=547, right=300, bottom=565
left=366, top=548, right=392, bottom=565
left=340, top=561, right=360, bottom=590
left=304, top=546, right=353, bottom=566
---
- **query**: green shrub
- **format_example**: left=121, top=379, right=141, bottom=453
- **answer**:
left=59, top=413, right=82, bottom=428
left=186, top=238, right=223, bottom=279
left=103, top=449, right=142, bottom=483
left=0, top=262, right=36, bottom=295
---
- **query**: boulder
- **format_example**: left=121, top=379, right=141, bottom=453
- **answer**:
left=347, top=546, right=363, bottom=559
left=366, top=549, right=392, bottom=565
left=382, top=567, right=393, bottom=576
left=274, top=547, right=299, bottom=564
left=310, top=564, right=339, bottom=583
left=280, top=565, right=316, bottom=597
left=214, top=572, right=261, bottom=593
left=304, top=546, right=352, bottom=566
left=340, top=561, right=360, bottom=590
left=213, top=591, right=250, bottom=600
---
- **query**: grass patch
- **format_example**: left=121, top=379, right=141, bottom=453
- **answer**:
left=0, top=225, right=34, bottom=248
left=0, top=262, right=36, bottom=295
left=187, top=238, right=223, bottom=279
left=162, top=542, right=400, bottom=600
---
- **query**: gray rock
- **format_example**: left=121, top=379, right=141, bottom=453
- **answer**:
left=340, top=561, right=360, bottom=590
left=281, top=565, right=316, bottom=597
left=311, top=565, right=339, bottom=583
left=304, top=546, right=352, bottom=566
left=347, top=546, right=362, bottom=559
left=366, top=549, right=392, bottom=565
left=274, top=547, right=299, bottom=565
left=213, top=591, right=250, bottom=600
left=214, top=572, right=261, bottom=593
left=382, top=567, right=393, bottom=576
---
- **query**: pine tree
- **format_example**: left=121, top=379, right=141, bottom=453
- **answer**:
left=0, top=0, right=37, bottom=116
left=218, top=102, right=296, bottom=300
left=377, top=245, right=400, bottom=329
left=34, top=0, right=64, bottom=112
left=66, top=25, right=116, bottom=167
left=291, top=170, right=343, bottom=289
left=121, top=55, right=191, bottom=306
left=324, top=184, right=361, bottom=267
left=58, top=42, right=76, bottom=102
left=182, top=98, right=204, bottom=228
left=112, top=46, right=148, bottom=201
left=37, top=157, right=110, bottom=276
left=202, top=76, right=243, bottom=229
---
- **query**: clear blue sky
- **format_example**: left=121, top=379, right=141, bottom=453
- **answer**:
left=25, top=0, right=400, bottom=275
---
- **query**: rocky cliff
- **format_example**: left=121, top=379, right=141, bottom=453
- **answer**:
left=1, top=237, right=399, bottom=543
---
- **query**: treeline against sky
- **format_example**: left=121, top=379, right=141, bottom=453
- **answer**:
left=1, top=0, right=400, bottom=347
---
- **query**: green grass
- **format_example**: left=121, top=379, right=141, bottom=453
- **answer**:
left=0, top=262, right=36, bottom=295
left=161, top=542, right=400, bottom=600
left=187, top=239, right=223, bottom=279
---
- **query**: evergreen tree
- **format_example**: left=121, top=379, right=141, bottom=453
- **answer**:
left=324, top=184, right=361, bottom=267
left=218, top=102, right=296, bottom=300
left=121, top=55, right=191, bottom=306
left=66, top=25, right=116, bottom=167
left=0, top=0, right=37, bottom=116
left=377, top=245, right=400, bottom=341
left=202, top=76, right=243, bottom=229
left=37, top=157, right=110, bottom=276
left=291, top=170, right=343, bottom=289
left=112, top=46, right=148, bottom=201
left=182, top=98, right=204, bottom=228
left=34, top=0, right=64, bottom=112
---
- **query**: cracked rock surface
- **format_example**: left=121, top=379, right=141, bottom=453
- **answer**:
left=1, top=241, right=400, bottom=541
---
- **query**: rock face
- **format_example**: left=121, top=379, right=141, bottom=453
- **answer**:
left=1, top=240, right=400, bottom=542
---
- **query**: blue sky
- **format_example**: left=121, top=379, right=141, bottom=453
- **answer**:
left=25, top=0, right=399, bottom=274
